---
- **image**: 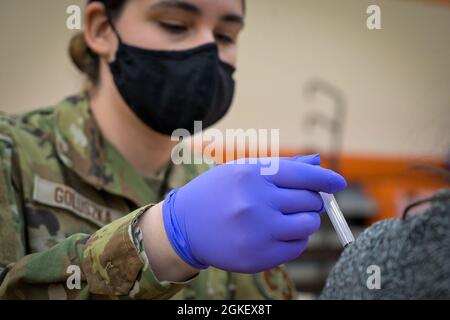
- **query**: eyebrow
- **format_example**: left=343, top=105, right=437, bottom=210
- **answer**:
left=152, top=0, right=245, bottom=26
left=221, top=14, right=245, bottom=27
left=151, top=0, right=201, bottom=15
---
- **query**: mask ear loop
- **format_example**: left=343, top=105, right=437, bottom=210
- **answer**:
left=104, top=8, right=124, bottom=64
left=104, top=8, right=123, bottom=44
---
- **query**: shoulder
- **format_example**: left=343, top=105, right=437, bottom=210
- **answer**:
left=183, top=156, right=215, bottom=178
left=0, top=105, right=56, bottom=150
left=0, top=101, right=66, bottom=198
left=168, top=152, right=215, bottom=189
left=0, top=94, right=88, bottom=155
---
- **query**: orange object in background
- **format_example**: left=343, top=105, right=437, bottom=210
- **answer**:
left=323, top=153, right=448, bottom=222
left=202, top=146, right=449, bottom=222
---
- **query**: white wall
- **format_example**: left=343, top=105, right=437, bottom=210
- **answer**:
left=0, top=0, right=85, bottom=111
left=1, top=0, right=449, bottom=158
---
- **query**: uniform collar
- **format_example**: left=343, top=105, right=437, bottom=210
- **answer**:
left=53, top=93, right=164, bottom=207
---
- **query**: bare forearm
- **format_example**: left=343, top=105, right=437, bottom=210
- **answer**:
left=138, top=202, right=200, bottom=282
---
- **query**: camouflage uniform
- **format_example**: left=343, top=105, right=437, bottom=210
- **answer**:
left=0, top=93, right=296, bottom=300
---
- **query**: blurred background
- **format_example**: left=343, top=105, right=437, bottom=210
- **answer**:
left=1, top=0, right=449, bottom=298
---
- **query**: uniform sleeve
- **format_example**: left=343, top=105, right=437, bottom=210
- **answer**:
left=0, top=204, right=193, bottom=299
left=0, top=138, right=192, bottom=299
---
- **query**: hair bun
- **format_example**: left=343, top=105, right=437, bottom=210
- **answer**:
left=68, top=32, right=99, bottom=83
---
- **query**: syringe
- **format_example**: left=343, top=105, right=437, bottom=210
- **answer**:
left=319, top=192, right=355, bottom=248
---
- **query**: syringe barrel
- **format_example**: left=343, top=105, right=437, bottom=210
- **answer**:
left=319, top=192, right=355, bottom=247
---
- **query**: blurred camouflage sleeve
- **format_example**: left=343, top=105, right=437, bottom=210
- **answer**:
left=0, top=205, right=192, bottom=299
left=0, top=138, right=26, bottom=274
left=0, top=142, right=191, bottom=301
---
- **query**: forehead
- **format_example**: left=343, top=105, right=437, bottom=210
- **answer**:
left=133, top=0, right=244, bottom=15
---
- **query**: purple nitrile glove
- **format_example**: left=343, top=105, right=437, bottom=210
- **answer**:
left=162, top=154, right=347, bottom=273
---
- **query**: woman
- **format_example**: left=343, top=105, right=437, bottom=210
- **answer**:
left=0, top=0, right=346, bottom=299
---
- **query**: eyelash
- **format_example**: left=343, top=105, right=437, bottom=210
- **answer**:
left=215, top=33, right=234, bottom=45
left=159, top=21, right=188, bottom=34
left=158, top=21, right=234, bottom=45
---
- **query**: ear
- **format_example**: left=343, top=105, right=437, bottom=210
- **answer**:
left=83, top=2, right=118, bottom=62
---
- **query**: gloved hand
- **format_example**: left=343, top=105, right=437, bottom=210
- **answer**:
left=162, top=154, right=347, bottom=273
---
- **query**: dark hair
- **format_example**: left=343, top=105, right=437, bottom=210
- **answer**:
left=69, top=0, right=245, bottom=85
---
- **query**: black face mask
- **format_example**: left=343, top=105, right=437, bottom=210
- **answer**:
left=108, top=26, right=236, bottom=136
